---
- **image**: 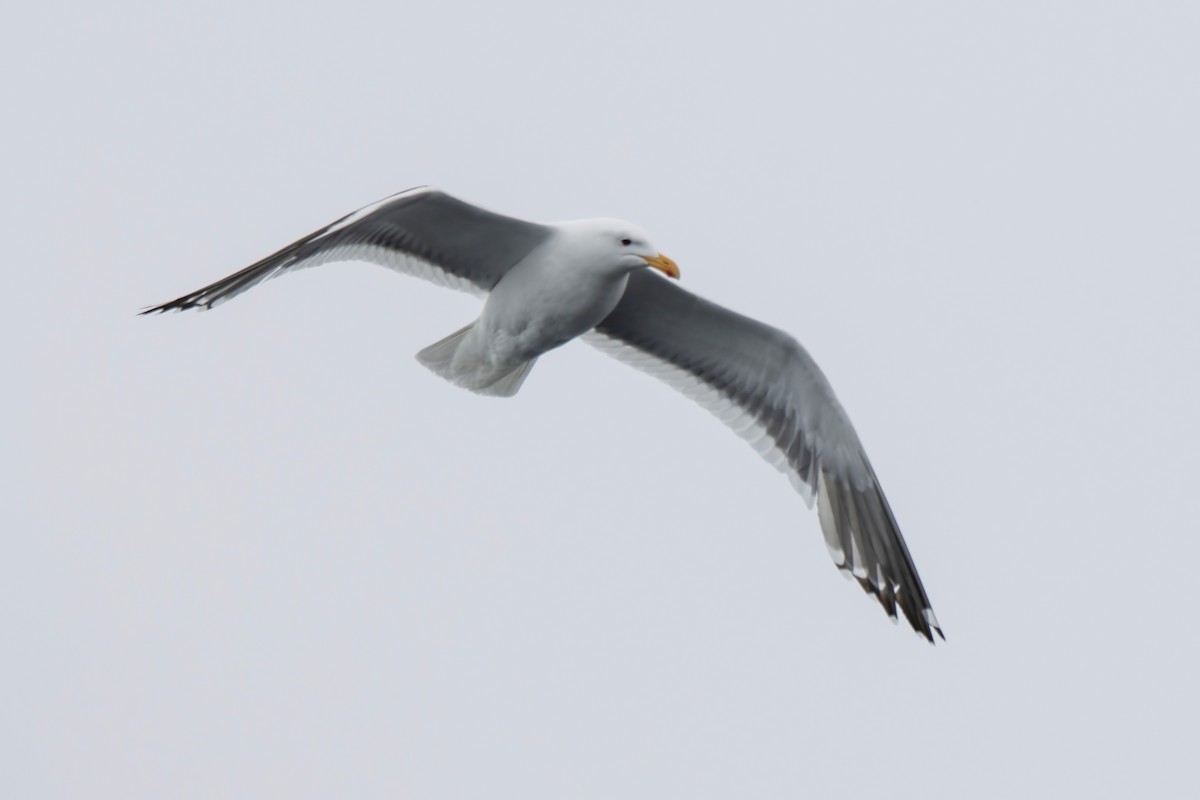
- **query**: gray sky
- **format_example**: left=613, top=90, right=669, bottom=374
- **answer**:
left=5, top=1, right=1199, bottom=797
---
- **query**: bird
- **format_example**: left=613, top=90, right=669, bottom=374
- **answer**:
left=143, top=186, right=943, bottom=642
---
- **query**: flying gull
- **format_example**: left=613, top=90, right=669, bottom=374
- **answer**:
left=144, top=187, right=943, bottom=641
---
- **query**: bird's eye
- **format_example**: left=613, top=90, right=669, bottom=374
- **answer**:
left=620, top=238, right=632, bottom=246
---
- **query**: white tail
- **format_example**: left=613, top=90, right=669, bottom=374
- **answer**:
left=416, top=323, right=537, bottom=397
left=477, top=358, right=536, bottom=397
left=416, top=323, right=474, bottom=378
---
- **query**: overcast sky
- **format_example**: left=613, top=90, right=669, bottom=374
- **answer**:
left=5, top=1, right=1198, bottom=797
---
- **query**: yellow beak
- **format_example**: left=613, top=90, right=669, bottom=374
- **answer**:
left=641, top=252, right=681, bottom=279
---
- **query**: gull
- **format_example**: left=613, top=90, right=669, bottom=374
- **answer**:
left=144, top=186, right=943, bottom=641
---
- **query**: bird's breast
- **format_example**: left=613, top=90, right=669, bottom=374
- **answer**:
left=481, top=260, right=628, bottom=361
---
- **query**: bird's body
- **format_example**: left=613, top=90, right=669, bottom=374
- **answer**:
left=145, top=187, right=943, bottom=641
left=423, top=220, right=644, bottom=395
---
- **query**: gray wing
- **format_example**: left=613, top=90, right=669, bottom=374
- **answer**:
left=588, top=270, right=943, bottom=641
left=142, top=187, right=552, bottom=313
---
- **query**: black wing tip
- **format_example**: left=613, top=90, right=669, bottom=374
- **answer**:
left=818, top=468, right=943, bottom=644
left=915, top=607, right=945, bottom=644
left=915, top=620, right=945, bottom=644
left=138, top=298, right=208, bottom=315
left=855, top=575, right=944, bottom=643
left=903, top=598, right=945, bottom=645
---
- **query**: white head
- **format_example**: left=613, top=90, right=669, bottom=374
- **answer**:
left=558, top=218, right=681, bottom=280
